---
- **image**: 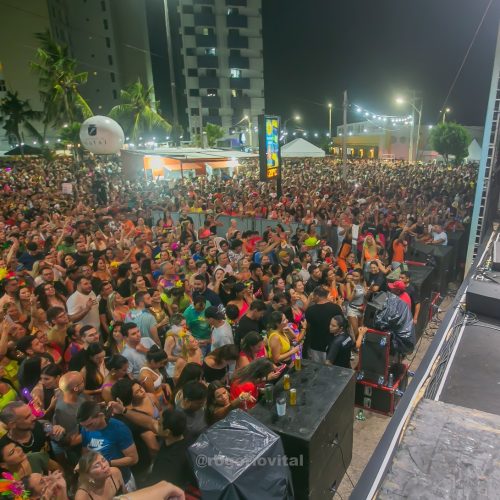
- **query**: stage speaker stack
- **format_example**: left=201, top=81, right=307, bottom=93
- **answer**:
left=356, top=328, right=408, bottom=416
left=411, top=242, right=454, bottom=295
left=407, top=264, right=435, bottom=340
left=250, top=361, right=355, bottom=499
left=466, top=279, right=500, bottom=319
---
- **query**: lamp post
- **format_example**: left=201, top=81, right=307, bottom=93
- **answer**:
left=328, top=103, right=333, bottom=139
left=283, top=115, right=301, bottom=143
left=243, top=115, right=253, bottom=147
left=396, top=93, right=423, bottom=162
left=442, top=107, right=451, bottom=124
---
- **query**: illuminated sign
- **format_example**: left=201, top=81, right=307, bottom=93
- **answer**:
left=259, top=115, right=281, bottom=181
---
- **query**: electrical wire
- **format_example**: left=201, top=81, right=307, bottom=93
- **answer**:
left=332, top=441, right=356, bottom=490
left=438, top=0, right=494, bottom=118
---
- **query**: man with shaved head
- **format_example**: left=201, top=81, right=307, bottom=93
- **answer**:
left=52, top=371, right=86, bottom=467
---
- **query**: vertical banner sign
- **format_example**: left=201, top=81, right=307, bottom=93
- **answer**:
left=258, top=115, right=281, bottom=182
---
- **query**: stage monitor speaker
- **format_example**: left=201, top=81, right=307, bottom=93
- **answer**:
left=493, top=242, right=500, bottom=271
left=466, top=279, right=500, bottom=319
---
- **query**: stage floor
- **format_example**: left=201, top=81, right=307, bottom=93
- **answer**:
left=378, top=399, right=500, bottom=499
left=439, top=316, right=500, bottom=416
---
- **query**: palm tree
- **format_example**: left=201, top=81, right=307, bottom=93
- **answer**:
left=31, top=31, right=93, bottom=131
left=109, top=78, right=172, bottom=141
left=0, top=91, right=42, bottom=152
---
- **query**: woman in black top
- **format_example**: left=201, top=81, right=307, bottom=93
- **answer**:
left=81, top=343, right=107, bottom=401
left=202, top=344, right=239, bottom=383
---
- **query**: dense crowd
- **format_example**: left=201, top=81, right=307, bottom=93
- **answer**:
left=0, top=154, right=476, bottom=499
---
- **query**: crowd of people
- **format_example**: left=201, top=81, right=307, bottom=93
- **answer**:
left=0, top=154, right=476, bottom=499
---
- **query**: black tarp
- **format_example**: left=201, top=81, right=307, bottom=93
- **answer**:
left=189, top=409, right=294, bottom=500
left=374, top=292, right=416, bottom=354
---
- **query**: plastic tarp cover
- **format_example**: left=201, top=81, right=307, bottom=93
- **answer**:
left=374, top=293, right=416, bottom=354
left=188, top=409, right=294, bottom=500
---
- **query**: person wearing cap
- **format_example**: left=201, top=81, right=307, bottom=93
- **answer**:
left=388, top=280, right=412, bottom=310
left=205, top=306, right=234, bottom=351
left=228, top=239, right=244, bottom=265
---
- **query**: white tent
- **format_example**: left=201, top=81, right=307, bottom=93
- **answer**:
left=467, top=138, right=482, bottom=162
left=281, top=138, right=325, bottom=158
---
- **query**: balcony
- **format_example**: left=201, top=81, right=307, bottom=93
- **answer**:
left=227, top=33, right=248, bottom=49
left=194, top=12, right=216, bottom=26
left=195, top=34, right=217, bottom=47
left=197, top=55, right=219, bottom=68
left=203, top=116, right=222, bottom=126
left=227, top=13, right=248, bottom=28
left=231, top=95, right=250, bottom=108
left=201, top=96, right=221, bottom=107
left=199, top=76, right=220, bottom=88
left=229, top=77, right=250, bottom=89
left=228, top=55, right=249, bottom=69
left=226, top=0, right=247, bottom=5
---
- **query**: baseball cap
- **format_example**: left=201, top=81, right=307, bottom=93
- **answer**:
left=388, top=280, right=406, bottom=293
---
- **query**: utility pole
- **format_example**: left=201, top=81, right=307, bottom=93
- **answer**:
left=198, top=98, right=206, bottom=148
left=164, top=0, right=179, bottom=144
left=328, top=103, right=333, bottom=139
left=342, top=90, right=348, bottom=179
left=408, top=89, right=416, bottom=163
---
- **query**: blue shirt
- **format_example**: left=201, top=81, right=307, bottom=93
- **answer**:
left=125, top=308, right=157, bottom=341
left=81, top=418, right=134, bottom=482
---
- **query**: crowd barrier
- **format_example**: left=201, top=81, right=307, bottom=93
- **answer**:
left=151, top=211, right=339, bottom=252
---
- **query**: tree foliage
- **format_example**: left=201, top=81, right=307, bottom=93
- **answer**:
left=0, top=91, right=42, bottom=149
left=205, top=123, right=224, bottom=147
left=109, top=79, right=171, bottom=141
left=430, top=122, right=471, bottom=165
left=31, top=31, right=93, bottom=129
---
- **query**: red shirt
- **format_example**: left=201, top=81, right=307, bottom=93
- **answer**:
left=398, top=292, right=412, bottom=310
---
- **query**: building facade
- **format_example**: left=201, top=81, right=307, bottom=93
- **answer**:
left=177, top=0, right=265, bottom=143
left=47, top=0, right=155, bottom=116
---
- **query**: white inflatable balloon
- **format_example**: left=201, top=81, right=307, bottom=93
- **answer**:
left=79, top=116, right=125, bottom=154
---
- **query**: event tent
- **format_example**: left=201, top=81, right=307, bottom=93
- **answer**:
left=467, top=138, right=482, bottom=162
left=281, top=138, right=325, bottom=158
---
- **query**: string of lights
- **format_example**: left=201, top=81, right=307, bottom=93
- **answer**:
left=351, top=103, right=413, bottom=123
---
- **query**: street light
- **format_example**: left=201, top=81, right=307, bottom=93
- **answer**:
left=243, top=115, right=253, bottom=147
left=283, top=115, right=301, bottom=142
left=442, top=107, right=451, bottom=124
left=395, top=93, right=423, bottom=163
left=328, top=103, right=333, bottom=139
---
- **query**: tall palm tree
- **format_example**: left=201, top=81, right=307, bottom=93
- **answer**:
left=109, top=79, right=172, bottom=141
left=0, top=91, right=42, bottom=152
left=31, top=31, right=92, bottom=131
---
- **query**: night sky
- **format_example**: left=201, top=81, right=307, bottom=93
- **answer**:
left=262, top=0, right=500, bottom=133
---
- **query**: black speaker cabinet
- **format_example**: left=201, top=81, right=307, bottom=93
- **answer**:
left=250, top=361, right=355, bottom=500
left=407, top=264, right=435, bottom=339
left=466, top=279, right=500, bottom=319
left=358, top=328, right=391, bottom=385
left=412, top=243, right=454, bottom=294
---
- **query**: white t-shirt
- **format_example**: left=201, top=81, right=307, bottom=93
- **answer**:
left=432, top=231, right=448, bottom=246
left=66, top=290, right=100, bottom=329
left=211, top=321, right=234, bottom=351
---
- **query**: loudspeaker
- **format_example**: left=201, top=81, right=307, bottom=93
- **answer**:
left=358, top=329, right=391, bottom=385
left=493, top=242, right=500, bottom=271
left=407, top=265, right=435, bottom=340
left=250, top=361, right=355, bottom=500
left=364, top=292, right=388, bottom=329
left=466, top=279, right=500, bottom=319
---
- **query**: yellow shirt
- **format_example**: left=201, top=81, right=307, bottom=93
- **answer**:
left=267, top=330, right=291, bottom=357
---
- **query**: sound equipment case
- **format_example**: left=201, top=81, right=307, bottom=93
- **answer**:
left=355, top=363, right=409, bottom=416
left=358, top=328, right=391, bottom=385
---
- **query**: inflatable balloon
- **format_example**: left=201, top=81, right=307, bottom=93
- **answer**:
left=79, top=116, right=125, bottom=154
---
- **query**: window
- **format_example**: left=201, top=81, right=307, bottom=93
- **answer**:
left=230, top=68, right=241, bottom=78
left=189, top=89, right=200, bottom=96
left=105, top=37, right=111, bottom=48
left=188, top=68, right=198, bottom=77
left=202, top=27, right=210, bottom=35
left=190, top=108, right=200, bottom=116
left=182, top=5, right=194, bottom=13
left=186, top=48, right=195, bottom=56
left=227, top=8, right=239, bottom=15
left=231, top=89, right=243, bottom=97
left=103, top=19, right=108, bottom=30
left=205, top=48, right=216, bottom=55
left=110, top=72, right=115, bottom=83
left=100, top=0, right=106, bottom=11
left=108, top=54, right=113, bottom=65
left=184, top=26, right=195, bottom=35
left=112, top=89, right=117, bottom=99
left=0, top=80, right=7, bottom=92
left=207, top=89, right=217, bottom=96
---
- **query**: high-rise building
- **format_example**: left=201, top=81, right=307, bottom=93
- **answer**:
left=47, top=0, right=155, bottom=115
left=176, top=0, right=265, bottom=143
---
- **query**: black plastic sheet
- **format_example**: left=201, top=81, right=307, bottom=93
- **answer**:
left=189, top=409, right=294, bottom=500
left=374, top=292, right=416, bottom=354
